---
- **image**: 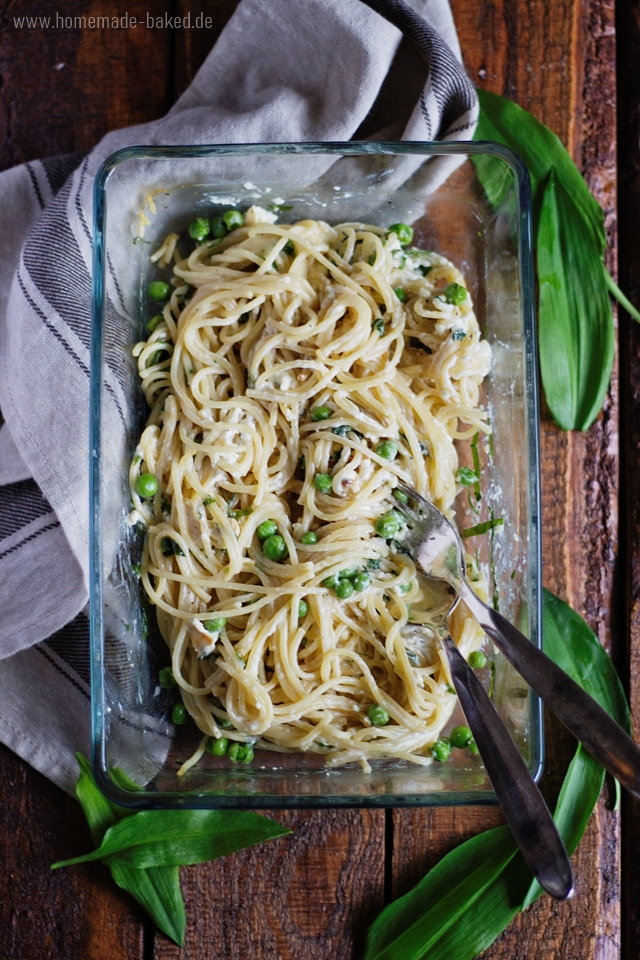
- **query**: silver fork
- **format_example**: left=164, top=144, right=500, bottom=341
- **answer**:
left=436, top=623, right=573, bottom=899
left=393, top=483, right=640, bottom=800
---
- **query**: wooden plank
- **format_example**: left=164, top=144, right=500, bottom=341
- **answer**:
left=153, top=809, right=385, bottom=959
left=0, top=0, right=173, bottom=167
left=617, top=0, right=640, bottom=955
left=0, top=743, right=145, bottom=959
left=0, top=5, right=174, bottom=957
left=390, top=0, right=620, bottom=957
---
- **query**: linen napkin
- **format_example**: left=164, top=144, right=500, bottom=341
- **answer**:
left=0, top=0, right=477, bottom=793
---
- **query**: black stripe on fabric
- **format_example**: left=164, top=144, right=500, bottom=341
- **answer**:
left=357, top=0, right=477, bottom=129
left=40, top=150, right=86, bottom=196
left=75, top=157, right=93, bottom=244
left=36, top=643, right=90, bottom=700
left=26, top=162, right=45, bottom=210
left=43, top=610, right=91, bottom=687
left=17, top=270, right=127, bottom=429
left=107, top=250, right=127, bottom=314
left=0, top=478, right=53, bottom=541
left=0, top=518, right=60, bottom=561
left=22, top=178, right=134, bottom=399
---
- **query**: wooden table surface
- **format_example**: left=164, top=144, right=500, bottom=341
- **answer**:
left=1, top=1, right=639, bottom=957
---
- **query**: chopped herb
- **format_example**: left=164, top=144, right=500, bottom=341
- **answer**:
left=368, top=251, right=376, bottom=265
left=161, top=537, right=185, bottom=557
left=394, top=287, right=407, bottom=303
left=283, top=240, right=295, bottom=255
left=202, top=497, right=215, bottom=507
left=461, top=517, right=504, bottom=539
left=452, top=329, right=466, bottom=341
left=229, top=508, right=253, bottom=519
left=456, top=466, right=478, bottom=487
left=366, top=558, right=381, bottom=570
left=372, top=317, right=385, bottom=335
left=417, top=264, right=433, bottom=276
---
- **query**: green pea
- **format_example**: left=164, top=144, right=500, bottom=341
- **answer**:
left=262, top=534, right=288, bottom=562
left=228, top=742, right=253, bottom=763
left=394, top=287, right=407, bottom=303
left=374, top=512, right=401, bottom=538
left=203, top=617, right=226, bottom=633
left=158, top=666, right=176, bottom=689
left=211, top=216, right=227, bottom=238
left=456, top=466, right=478, bottom=486
left=367, top=703, right=390, bottom=726
left=298, top=600, right=309, bottom=619
left=335, top=579, right=354, bottom=600
left=148, top=280, right=171, bottom=301
left=340, top=566, right=358, bottom=580
left=217, top=716, right=234, bottom=730
left=188, top=217, right=210, bottom=241
left=431, top=738, right=452, bottom=762
left=392, top=488, right=409, bottom=503
left=468, top=738, right=479, bottom=755
left=300, top=531, right=318, bottom=545
left=388, top=223, right=414, bottom=245
left=207, top=736, right=229, bottom=756
left=372, top=317, right=385, bottom=335
left=256, top=519, right=278, bottom=540
left=171, top=703, right=188, bottom=725
left=310, top=405, right=332, bottom=421
left=321, top=575, right=338, bottom=589
left=468, top=650, right=487, bottom=669
left=352, top=572, right=371, bottom=592
left=313, top=473, right=332, bottom=494
left=146, top=313, right=164, bottom=333
left=376, top=440, right=398, bottom=461
left=444, top=282, right=467, bottom=305
left=450, top=725, right=473, bottom=749
left=135, top=474, right=158, bottom=498
left=223, top=209, right=244, bottom=230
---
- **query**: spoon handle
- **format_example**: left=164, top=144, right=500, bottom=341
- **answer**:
left=459, top=582, right=640, bottom=799
left=441, top=634, right=574, bottom=900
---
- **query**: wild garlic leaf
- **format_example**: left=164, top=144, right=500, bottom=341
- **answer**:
left=474, top=89, right=605, bottom=255
left=52, top=808, right=290, bottom=869
left=537, top=170, right=614, bottom=430
left=71, top=755, right=186, bottom=946
left=110, top=862, right=185, bottom=946
left=363, top=826, right=518, bottom=960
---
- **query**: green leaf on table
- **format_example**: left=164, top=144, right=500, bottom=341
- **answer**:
left=71, top=755, right=186, bottom=945
left=474, top=90, right=617, bottom=431
left=537, top=170, right=614, bottom=430
left=364, top=589, right=631, bottom=960
left=110, top=862, right=186, bottom=946
left=474, top=89, right=605, bottom=254
left=364, top=826, right=518, bottom=960
left=52, top=807, right=290, bottom=869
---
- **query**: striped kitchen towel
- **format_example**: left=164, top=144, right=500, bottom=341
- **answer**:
left=0, top=0, right=477, bottom=793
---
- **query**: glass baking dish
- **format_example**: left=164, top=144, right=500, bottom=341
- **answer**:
left=90, top=141, right=541, bottom=809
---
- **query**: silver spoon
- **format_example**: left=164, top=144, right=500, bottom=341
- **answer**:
left=436, top=623, right=573, bottom=899
left=393, top=483, right=640, bottom=800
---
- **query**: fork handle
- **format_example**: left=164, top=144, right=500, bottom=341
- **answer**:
left=459, top=582, right=640, bottom=799
left=441, top=635, right=574, bottom=899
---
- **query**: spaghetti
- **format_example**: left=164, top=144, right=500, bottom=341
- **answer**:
left=130, top=208, right=492, bottom=770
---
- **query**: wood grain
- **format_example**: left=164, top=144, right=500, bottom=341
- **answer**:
left=153, top=809, right=385, bottom=960
left=0, top=742, right=145, bottom=960
left=617, top=0, right=640, bottom=956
